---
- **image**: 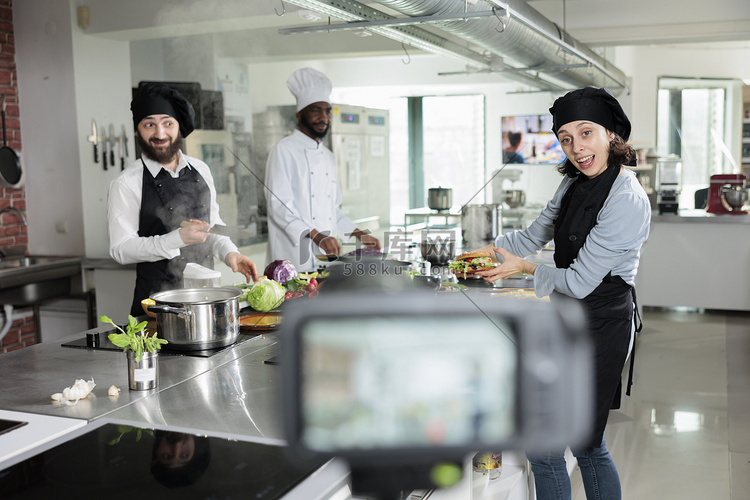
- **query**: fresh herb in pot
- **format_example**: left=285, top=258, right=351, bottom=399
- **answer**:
left=100, top=314, right=168, bottom=362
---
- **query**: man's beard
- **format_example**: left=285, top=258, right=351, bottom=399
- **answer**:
left=137, top=133, right=183, bottom=164
left=300, top=114, right=329, bottom=140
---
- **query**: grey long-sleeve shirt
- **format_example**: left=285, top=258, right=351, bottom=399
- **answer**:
left=494, top=168, right=651, bottom=299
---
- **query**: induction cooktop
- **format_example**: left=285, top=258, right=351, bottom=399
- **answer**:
left=0, top=422, right=325, bottom=499
left=61, top=329, right=259, bottom=358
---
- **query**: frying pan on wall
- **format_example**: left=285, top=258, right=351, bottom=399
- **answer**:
left=0, top=104, right=22, bottom=187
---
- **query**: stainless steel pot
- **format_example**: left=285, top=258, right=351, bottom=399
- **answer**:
left=461, top=204, right=503, bottom=249
left=428, top=187, right=452, bottom=211
left=149, top=287, right=243, bottom=351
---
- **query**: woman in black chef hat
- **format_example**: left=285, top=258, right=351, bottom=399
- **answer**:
left=465, top=86, right=651, bottom=500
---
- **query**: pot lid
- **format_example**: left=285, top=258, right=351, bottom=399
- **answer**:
left=151, top=287, right=242, bottom=304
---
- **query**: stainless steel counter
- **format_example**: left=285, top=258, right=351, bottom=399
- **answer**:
left=0, top=289, right=532, bottom=498
left=0, top=327, right=282, bottom=441
left=105, top=336, right=284, bottom=443
left=638, top=212, right=750, bottom=310
left=0, top=328, right=356, bottom=499
left=652, top=209, right=750, bottom=223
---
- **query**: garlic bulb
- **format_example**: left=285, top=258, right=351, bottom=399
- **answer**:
left=108, top=385, right=121, bottom=397
left=51, top=378, right=96, bottom=405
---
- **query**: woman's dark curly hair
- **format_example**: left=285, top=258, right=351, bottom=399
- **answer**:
left=556, top=133, right=634, bottom=178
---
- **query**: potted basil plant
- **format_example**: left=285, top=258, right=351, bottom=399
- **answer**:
left=100, top=315, right=168, bottom=391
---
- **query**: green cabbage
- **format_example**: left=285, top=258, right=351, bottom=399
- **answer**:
left=247, top=277, right=285, bottom=312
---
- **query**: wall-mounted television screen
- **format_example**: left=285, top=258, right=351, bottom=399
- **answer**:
left=501, top=115, right=565, bottom=165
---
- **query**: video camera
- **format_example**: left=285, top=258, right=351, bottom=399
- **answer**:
left=279, top=290, right=593, bottom=497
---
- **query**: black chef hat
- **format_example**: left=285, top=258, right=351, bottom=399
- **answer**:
left=131, top=83, right=195, bottom=138
left=549, top=86, right=630, bottom=141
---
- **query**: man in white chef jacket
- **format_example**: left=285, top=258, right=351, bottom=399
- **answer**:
left=264, top=68, right=380, bottom=271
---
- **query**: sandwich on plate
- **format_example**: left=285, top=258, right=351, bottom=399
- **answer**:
left=448, top=251, right=498, bottom=279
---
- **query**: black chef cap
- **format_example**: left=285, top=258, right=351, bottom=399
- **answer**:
left=131, top=83, right=195, bottom=138
left=549, top=86, right=630, bottom=141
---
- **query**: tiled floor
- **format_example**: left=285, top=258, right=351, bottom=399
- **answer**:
left=568, top=308, right=750, bottom=500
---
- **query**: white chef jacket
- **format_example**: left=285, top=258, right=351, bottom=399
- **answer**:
left=265, top=129, right=357, bottom=271
left=107, top=152, right=239, bottom=265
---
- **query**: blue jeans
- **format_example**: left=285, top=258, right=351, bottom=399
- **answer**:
left=527, top=437, right=621, bottom=500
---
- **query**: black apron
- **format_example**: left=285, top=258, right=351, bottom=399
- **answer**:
left=551, top=165, right=637, bottom=449
left=129, top=160, right=214, bottom=316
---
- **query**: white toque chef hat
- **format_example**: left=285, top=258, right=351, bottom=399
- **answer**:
left=287, top=67, right=332, bottom=112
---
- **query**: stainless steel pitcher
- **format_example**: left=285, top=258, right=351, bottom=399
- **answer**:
left=461, top=204, right=503, bottom=250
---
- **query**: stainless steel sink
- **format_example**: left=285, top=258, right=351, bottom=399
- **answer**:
left=0, top=255, right=82, bottom=306
left=0, top=257, right=58, bottom=269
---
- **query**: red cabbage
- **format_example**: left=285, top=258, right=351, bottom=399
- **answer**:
left=263, top=259, right=298, bottom=285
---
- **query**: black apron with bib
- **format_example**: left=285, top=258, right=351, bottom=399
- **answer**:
left=551, top=165, right=633, bottom=449
left=129, top=161, right=214, bottom=316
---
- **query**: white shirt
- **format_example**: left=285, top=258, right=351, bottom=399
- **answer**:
left=107, top=152, right=238, bottom=265
left=265, top=129, right=357, bottom=271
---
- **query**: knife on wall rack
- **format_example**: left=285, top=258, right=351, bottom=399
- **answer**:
left=119, top=124, right=128, bottom=170
left=108, top=124, right=116, bottom=166
left=86, top=119, right=99, bottom=163
left=100, top=126, right=108, bottom=170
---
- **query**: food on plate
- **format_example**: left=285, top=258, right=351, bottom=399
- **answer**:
left=246, top=276, right=286, bottom=312
left=439, top=282, right=469, bottom=292
left=283, top=271, right=324, bottom=300
left=240, top=313, right=282, bottom=329
left=299, top=270, right=329, bottom=280
left=263, top=259, right=298, bottom=285
left=236, top=270, right=325, bottom=306
left=448, top=251, right=499, bottom=278
left=493, top=289, right=550, bottom=302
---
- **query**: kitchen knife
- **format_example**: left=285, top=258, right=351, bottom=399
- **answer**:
left=314, top=254, right=340, bottom=262
left=108, top=124, right=116, bottom=166
left=180, top=221, right=252, bottom=239
left=118, top=129, right=125, bottom=170
left=121, top=124, right=129, bottom=168
left=100, top=127, right=108, bottom=170
left=87, top=119, right=99, bottom=163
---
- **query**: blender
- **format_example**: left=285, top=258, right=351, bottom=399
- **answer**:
left=655, top=156, right=682, bottom=214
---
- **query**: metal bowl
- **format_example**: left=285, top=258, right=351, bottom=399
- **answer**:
left=420, top=239, right=456, bottom=266
left=503, top=189, right=526, bottom=208
left=721, top=185, right=749, bottom=211
left=413, top=274, right=441, bottom=291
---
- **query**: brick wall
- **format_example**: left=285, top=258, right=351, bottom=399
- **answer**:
left=0, top=0, right=34, bottom=354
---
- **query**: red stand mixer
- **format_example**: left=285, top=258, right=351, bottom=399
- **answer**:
left=706, top=174, right=748, bottom=215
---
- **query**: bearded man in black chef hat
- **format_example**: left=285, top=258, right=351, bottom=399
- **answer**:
left=107, top=82, right=258, bottom=317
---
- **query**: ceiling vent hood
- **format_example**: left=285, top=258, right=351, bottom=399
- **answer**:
left=278, top=0, right=629, bottom=94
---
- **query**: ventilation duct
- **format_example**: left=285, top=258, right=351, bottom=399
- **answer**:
left=376, top=0, right=627, bottom=92
left=280, top=0, right=628, bottom=94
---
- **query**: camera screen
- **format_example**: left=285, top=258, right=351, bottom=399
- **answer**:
left=298, top=315, right=519, bottom=452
